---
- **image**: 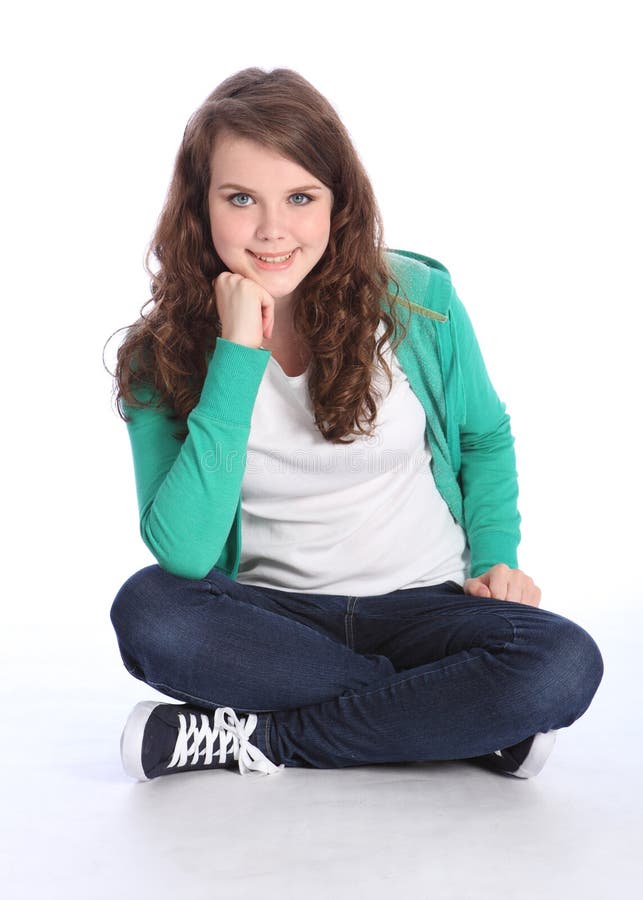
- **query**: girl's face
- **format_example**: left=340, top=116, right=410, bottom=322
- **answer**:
left=208, top=133, right=333, bottom=304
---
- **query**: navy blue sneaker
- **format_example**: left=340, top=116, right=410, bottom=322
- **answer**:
left=120, top=700, right=284, bottom=781
left=472, top=731, right=557, bottom=778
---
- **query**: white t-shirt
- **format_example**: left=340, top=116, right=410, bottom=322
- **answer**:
left=236, top=325, right=469, bottom=595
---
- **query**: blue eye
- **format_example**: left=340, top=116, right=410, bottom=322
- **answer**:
left=229, top=193, right=254, bottom=207
left=290, top=193, right=312, bottom=205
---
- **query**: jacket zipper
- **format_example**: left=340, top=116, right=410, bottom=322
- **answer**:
left=394, top=296, right=448, bottom=323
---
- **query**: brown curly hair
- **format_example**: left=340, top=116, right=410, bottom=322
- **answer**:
left=105, top=67, right=411, bottom=443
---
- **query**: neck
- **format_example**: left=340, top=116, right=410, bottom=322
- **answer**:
left=268, top=294, right=297, bottom=340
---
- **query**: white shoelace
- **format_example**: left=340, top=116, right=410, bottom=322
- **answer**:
left=167, top=706, right=283, bottom=776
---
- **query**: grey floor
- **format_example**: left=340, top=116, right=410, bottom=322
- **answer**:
left=3, top=601, right=640, bottom=900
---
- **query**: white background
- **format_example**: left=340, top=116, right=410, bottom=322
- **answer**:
left=2, top=2, right=641, bottom=897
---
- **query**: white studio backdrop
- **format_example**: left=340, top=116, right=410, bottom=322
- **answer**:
left=1, top=0, right=640, bottom=643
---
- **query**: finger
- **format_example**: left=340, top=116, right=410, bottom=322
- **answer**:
left=489, top=571, right=510, bottom=601
left=262, top=293, right=275, bottom=336
left=522, top=585, right=542, bottom=607
left=506, top=584, right=524, bottom=604
left=464, top=579, right=491, bottom=598
left=264, top=307, right=274, bottom=340
left=505, top=576, right=525, bottom=604
left=511, top=576, right=538, bottom=606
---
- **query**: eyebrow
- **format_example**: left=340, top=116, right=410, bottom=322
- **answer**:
left=216, top=183, right=325, bottom=193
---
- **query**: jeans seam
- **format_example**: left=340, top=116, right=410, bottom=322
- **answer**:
left=344, top=597, right=358, bottom=649
left=337, top=641, right=514, bottom=703
left=144, top=678, right=280, bottom=715
left=264, top=714, right=275, bottom=762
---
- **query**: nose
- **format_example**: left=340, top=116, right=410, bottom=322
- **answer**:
left=255, top=203, right=287, bottom=242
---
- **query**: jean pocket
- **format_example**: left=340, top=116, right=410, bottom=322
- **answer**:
left=444, top=580, right=465, bottom=593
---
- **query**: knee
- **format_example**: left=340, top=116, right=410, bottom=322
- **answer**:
left=530, top=614, right=604, bottom=727
left=560, top=617, right=604, bottom=715
left=110, top=564, right=178, bottom=645
left=111, top=565, right=151, bottom=637
left=110, top=563, right=215, bottom=648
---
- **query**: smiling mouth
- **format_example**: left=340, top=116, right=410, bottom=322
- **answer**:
left=250, top=250, right=296, bottom=263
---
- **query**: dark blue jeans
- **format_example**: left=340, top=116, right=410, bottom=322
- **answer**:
left=110, top=565, right=603, bottom=769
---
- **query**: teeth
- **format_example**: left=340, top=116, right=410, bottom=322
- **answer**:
left=256, top=251, right=294, bottom=263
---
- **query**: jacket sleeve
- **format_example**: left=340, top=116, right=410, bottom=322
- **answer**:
left=449, top=291, right=522, bottom=577
left=121, top=338, right=271, bottom=579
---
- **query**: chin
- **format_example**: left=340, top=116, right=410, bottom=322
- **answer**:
left=260, top=279, right=301, bottom=301
left=257, top=268, right=308, bottom=297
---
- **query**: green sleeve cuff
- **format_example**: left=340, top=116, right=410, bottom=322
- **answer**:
left=469, top=531, right=520, bottom=578
left=194, top=338, right=271, bottom=424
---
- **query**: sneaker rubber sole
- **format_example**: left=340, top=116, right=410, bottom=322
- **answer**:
left=120, top=700, right=162, bottom=781
left=510, top=730, right=557, bottom=778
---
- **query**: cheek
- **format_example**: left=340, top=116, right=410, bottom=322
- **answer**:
left=209, top=203, right=252, bottom=251
left=302, top=207, right=332, bottom=247
left=210, top=210, right=232, bottom=248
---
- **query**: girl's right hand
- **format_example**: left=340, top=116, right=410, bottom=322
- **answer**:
left=213, top=272, right=275, bottom=349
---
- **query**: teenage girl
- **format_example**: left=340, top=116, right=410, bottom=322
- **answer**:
left=108, top=68, right=603, bottom=781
